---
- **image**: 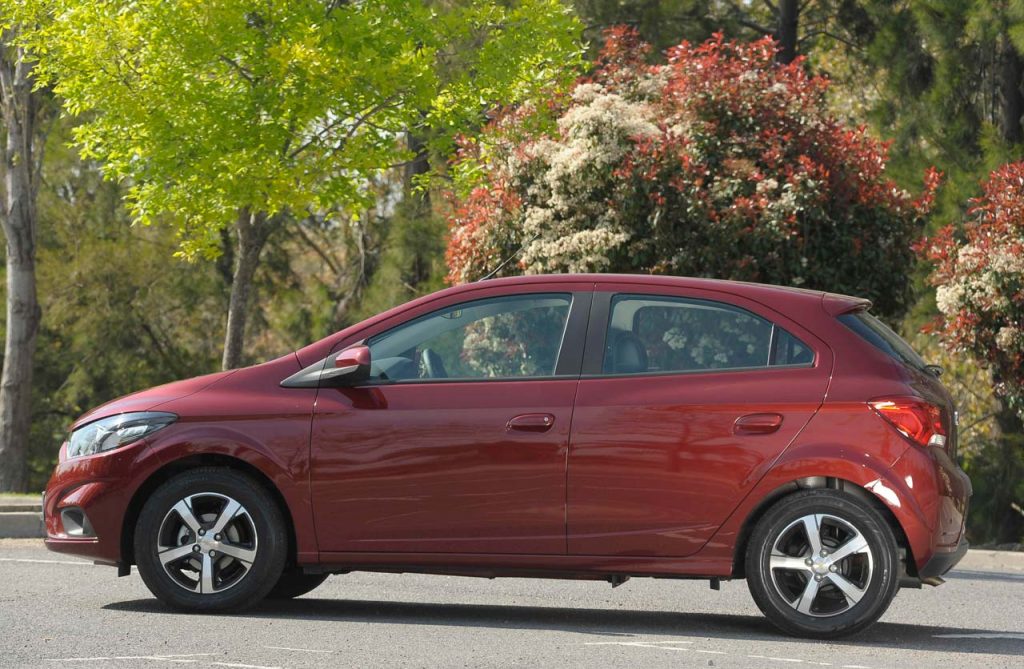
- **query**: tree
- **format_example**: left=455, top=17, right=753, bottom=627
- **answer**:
left=847, top=1, right=1024, bottom=228
left=0, top=19, right=55, bottom=492
left=447, top=29, right=938, bottom=321
left=26, top=0, right=582, bottom=369
left=714, top=0, right=875, bottom=65
left=919, top=161, right=1024, bottom=543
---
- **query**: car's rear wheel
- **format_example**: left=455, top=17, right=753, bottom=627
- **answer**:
left=134, top=468, right=287, bottom=611
left=267, top=570, right=329, bottom=599
left=745, top=489, right=900, bottom=638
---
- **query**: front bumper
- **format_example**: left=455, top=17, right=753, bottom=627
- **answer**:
left=43, top=440, right=156, bottom=566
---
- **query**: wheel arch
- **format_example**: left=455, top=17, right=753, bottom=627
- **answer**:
left=731, top=476, right=915, bottom=579
left=120, top=453, right=299, bottom=568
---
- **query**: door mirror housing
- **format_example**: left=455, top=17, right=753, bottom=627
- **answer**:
left=332, top=345, right=372, bottom=384
left=280, top=344, right=372, bottom=388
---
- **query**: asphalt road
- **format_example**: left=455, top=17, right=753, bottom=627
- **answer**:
left=1, top=539, right=1022, bottom=669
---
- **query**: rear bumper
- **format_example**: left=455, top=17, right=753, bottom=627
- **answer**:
left=918, top=537, right=969, bottom=579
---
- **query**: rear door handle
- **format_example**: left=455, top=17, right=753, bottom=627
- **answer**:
left=507, top=413, right=555, bottom=432
left=734, top=413, right=783, bottom=435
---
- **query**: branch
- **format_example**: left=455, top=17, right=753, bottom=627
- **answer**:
left=290, top=94, right=401, bottom=160
left=292, top=218, right=341, bottom=275
left=219, top=55, right=255, bottom=85
left=799, top=29, right=861, bottom=50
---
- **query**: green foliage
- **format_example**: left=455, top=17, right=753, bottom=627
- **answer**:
left=26, top=126, right=227, bottom=489
left=24, top=0, right=584, bottom=259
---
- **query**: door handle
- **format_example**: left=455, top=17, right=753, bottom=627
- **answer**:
left=507, top=413, right=555, bottom=432
left=734, top=413, right=783, bottom=435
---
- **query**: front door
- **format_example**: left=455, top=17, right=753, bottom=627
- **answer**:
left=311, top=288, right=590, bottom=555
left=567, top=284, right=832, bottom=557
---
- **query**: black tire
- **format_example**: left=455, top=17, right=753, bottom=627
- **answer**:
left=134, top=467, right=288, bottom=612
left=745, top=489, right=901, bottom=638
left=267, top=570, right=329, bottom=599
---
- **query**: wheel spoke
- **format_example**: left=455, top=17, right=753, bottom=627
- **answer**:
left=200, top=553, right=215, bottom=594
left=827, top=534, right=869, bottom=564
left=210, top=498, right=242, bottom=535
left=158, top=543, right=196, bottom=566
left=828, top=572, right=865, bottom=607
left=794, top=576, right=821, bottom=614
left=171, top=498, right=201, bottom=534
left=770, top=553, right=812, bottom=572
left=217, top=543, right=256, bottom=564
left=801, top=514, right=824, bottom=556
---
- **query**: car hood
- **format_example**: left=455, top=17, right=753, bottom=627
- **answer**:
left=71, top=369, right=238, bottom=430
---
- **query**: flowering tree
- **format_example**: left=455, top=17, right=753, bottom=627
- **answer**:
left=920, top=162, right=1024, bottom=423
left=920, top=161, right=1024, bottom=543
left=446, top=28, right=938, bottom=321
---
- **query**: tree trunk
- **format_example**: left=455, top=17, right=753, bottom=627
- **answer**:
left=221, top=209, right=271, bottom=370
left=775, top=0, right=800, bottom=65
left=998, top=38, right=1024, bottom=144
left=990, top=396, right=1024, bottom=544
left=0, top=40, right=44, bottom=492
left=402, top=130, right=433, bottom=287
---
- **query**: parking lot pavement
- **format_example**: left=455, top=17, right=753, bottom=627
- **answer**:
left=1, top=539, right=1022, bottom=669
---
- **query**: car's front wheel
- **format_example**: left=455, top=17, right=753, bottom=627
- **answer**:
left=134, top=467, right=287, bottom=611
left=745, top=489, right=901, bottom=638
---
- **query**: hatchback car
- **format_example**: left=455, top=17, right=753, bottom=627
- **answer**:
left=44, top=274, right=970, bottom=638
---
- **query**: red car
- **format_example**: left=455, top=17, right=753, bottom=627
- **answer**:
left=44, top=274, right=970, bottom=638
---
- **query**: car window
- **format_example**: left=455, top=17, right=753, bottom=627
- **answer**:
left=772, top=328, right=815, bottom=366
left=366, top=294, right=572, bottom=382
left=602, top=294, right=811, bottom=375
left=838, top=310, right=928, bottom=372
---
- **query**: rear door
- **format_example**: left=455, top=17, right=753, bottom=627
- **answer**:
left=567, top=283, right=833, bottom=557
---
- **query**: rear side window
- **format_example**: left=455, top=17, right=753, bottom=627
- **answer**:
left=838, top=310, right=928, bottom=372
left=602, top=294, right=814, bottom=375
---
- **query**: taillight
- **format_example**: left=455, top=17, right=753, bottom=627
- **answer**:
left=869, top=397, right=947, bottom=448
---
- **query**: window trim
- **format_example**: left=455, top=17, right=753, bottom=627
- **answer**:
left=355, top=290, right=592, bottom=386
left=582, top=291, right=816, bottom=378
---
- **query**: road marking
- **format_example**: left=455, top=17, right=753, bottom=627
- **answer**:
left=0, top=557, right=92, bottom=566
left=584, top=640, right=693, bottom=645
left=933, top=633, right=1024, bottom=640
left=47, top=654, right=216, bottom=662
left=263, top=645, right=334, bottom=654
left=47, top=655, right=279, bottom=669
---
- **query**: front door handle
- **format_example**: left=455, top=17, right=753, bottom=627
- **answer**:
left=734, top=413, right=783, bottom=435
left=507, top=413, right=555, bottom=432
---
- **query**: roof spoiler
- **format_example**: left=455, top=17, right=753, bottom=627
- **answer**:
left=822, top=293, right=872, bottom=317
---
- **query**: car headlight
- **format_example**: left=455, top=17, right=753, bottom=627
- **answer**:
left=66, top=412, right=177, bottom=459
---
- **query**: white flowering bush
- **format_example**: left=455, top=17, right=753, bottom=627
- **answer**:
left=921, top=161, right=1024, bottom=420
left=446, top=28, right=938, bottom=320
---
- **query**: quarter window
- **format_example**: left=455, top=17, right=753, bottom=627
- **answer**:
left=602, top=294, right=812, bottom=375
left=366, top=294, right=572, bottom=382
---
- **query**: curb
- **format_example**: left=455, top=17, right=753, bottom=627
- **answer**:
left=0, top=511, right=44, bottom=538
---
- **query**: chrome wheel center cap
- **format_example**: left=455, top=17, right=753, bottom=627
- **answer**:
left=811, top=559, right=829, bottom=575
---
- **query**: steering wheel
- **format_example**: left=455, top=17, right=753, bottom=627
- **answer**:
left=420, top=348, right=448, bottom=379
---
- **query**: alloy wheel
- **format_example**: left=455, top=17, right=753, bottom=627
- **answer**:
left=156, top=492, right=258, bottom=594
left=768, top=513, right=873, bottom=617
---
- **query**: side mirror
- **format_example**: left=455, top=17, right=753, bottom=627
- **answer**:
left=280, top=344, right=372, bottom=388
left=330, top=345, right=372, bottom=385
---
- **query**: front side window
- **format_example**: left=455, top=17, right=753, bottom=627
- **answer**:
left=602, top=294, right=812, bottom=375
left=367, top=294, right=572, bottom=382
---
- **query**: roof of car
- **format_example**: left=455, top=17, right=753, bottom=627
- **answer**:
left=460, top=273, right=862, bottom=308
